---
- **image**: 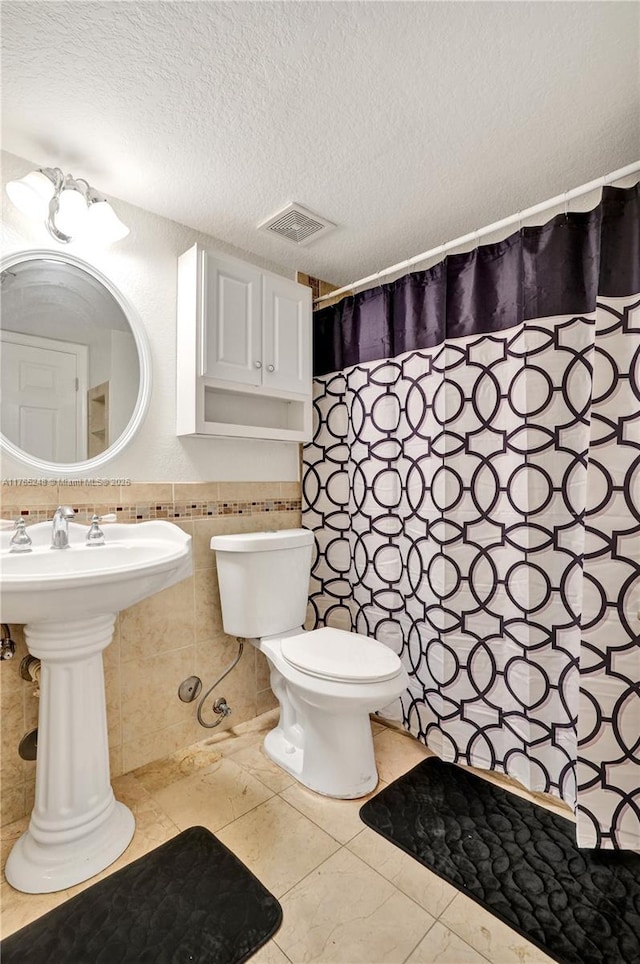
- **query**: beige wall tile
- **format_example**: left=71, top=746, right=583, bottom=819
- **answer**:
left=23, top=693, right=39, bottom=732
left=0, top=706, right=26, bottom=790
left=0, top=631, right=28, bottom=712
left=257, top=688, right=279, bottom=716
left=109, top=742, right=124, bottom=780
left=194, top=570, right=223, bottom=641
left=0, top=785, right=26, bottom=828
left=256, top=651, right=272, bottom=692
left=173, top=482, right=219, bottom=502
left=120, top=575, right=195, bottom=662
left=0, top=483, right=59, bottom=507
left=218, top=481, right=282, bottom=502
left=121, top=645, right=197, bottom=743
left=122, top=718, right=199, bottom=773
left=192, top=517, right=229, bottom=570
left=57, top=484, right=121, bottom=505
left=121, top=483, right=173, bottom=504
left=249, top=510, right=302, bottom=532
left=280, top=481, right=301, bottom=499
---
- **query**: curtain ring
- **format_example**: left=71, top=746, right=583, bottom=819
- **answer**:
left=517, top=211, right=522, bottom=233
left=564, top=191, right=569, bottom=220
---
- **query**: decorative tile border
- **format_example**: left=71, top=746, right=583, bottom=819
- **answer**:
left=1, top=498, right=302, bottom=524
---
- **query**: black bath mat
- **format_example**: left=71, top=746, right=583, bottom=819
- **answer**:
left=360, top=757, right=640, bottom=964
left=1, top=826, right=282, bottom=964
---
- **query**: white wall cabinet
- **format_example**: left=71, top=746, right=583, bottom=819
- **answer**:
left=177, top=244, right=312, bottom=441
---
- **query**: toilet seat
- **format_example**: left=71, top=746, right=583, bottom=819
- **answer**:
left=280, top=627, right=402, bottom=683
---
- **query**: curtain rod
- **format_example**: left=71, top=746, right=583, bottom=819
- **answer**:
left=314, top=160, right=640, bottom=306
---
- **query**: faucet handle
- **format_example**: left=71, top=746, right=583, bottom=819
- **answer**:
left=86, top=516, right=106, bottom=546
left=85, top=513, right=117, bottom=546
left=9, top=519, right=32, bottom=553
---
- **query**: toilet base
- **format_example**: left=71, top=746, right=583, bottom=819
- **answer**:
left=254, top=631, right=408, bottom=799
left=263, top=710, right=379, bottom=799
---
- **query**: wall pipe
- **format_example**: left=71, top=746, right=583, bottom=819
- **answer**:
left=314, top=160, right=640, bottom=306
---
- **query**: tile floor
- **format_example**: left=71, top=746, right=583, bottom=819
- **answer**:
left=0, top=710, right=565, bottom=963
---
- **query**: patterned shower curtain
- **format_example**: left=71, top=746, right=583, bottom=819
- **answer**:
left=302, top=184, right=640, bottom=850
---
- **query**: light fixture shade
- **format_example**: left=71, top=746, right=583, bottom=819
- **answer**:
left=54, top=187, right=89, bottom=237
left=6, top=171, right=55, bottom=220
left=86, top=199, right=129, bottom=242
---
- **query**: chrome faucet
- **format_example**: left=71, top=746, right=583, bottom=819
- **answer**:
left=51, top=506, right=75, bottom=549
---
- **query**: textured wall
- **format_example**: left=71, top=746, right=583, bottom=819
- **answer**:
left=0, top=481, right=301, bottom=826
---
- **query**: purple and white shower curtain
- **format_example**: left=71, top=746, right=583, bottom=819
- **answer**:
left=302, top=184, right=640, bottom=850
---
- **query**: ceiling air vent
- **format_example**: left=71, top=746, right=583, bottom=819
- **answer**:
left=258, top=203, right=335, bottom=247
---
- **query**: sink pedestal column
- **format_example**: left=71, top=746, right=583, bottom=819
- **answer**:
left=5, top=614, right=135, bottom=893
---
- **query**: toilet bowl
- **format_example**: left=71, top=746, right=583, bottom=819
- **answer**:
left=210, top=529, right=408, bottom=798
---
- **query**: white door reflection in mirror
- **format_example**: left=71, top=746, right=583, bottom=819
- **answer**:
left=1, top=331, right=88, bottom=461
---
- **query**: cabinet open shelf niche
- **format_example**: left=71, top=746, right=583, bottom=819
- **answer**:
left=176, top=244, right=312, bottom=442
left=202, top=384, right=307, bottom=441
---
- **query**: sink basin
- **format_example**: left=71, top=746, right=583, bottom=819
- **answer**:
left=0, top=520, right=192, bottom=624
left=0, top=519, right=192, bottom=894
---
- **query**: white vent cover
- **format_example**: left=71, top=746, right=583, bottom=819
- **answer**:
left=258, top=203, right=335, bottom=246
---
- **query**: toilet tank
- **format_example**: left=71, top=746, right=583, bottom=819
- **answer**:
left=210, top=528, right=314, bottom=639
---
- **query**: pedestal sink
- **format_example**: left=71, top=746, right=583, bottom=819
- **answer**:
left=0, top=520, right=192, bottom=893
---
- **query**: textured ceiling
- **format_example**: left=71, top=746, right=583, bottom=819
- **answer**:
left=2, top=1, right=639, bottom=286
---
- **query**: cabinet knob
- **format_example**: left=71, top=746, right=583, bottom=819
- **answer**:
left=267, top=364, right=275, bottom=372
left=254, top=361, right=262, bottom=369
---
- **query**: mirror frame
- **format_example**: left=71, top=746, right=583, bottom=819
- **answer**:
left=0, top=248, right=152, bottom=474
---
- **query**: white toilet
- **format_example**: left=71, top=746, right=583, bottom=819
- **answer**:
left=210, top=528, right=408, bottom=798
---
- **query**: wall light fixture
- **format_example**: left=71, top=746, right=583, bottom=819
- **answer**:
left=6, top=168, right=129, bottom=244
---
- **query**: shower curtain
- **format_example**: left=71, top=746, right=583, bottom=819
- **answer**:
left=302, top=184, right=640, bottom=850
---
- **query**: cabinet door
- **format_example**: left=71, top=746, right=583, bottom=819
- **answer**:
left=262, top=275, right=311, bottom=395
left=203, top=253, right=262, bottom=386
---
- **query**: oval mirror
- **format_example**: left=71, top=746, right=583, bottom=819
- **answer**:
left=0, top=250, right=151, bottom=473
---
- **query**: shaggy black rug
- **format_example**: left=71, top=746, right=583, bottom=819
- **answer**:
left=360, top=757, right=640, bottom=964
left=1, top=826, right=282, bottom=963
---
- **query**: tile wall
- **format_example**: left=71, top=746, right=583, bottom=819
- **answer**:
left=0, top=481, right=301, bottom=827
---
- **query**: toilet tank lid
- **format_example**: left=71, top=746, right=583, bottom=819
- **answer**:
left=210, top=528, right=314, bottom=552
